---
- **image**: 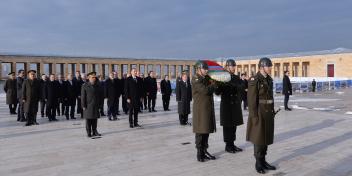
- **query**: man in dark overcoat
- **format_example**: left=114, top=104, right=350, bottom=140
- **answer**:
left=124, top=68, right=143, bottom=128
left=161, top=75, right=172, bottom=111
left=45, top=74, right=59, bottom=121
left=22, top=70, right=41, bottom=126
left=105, top=72, right=119, bottom=120
left=145, top=71, right=158, bottom=112
left=81, top=72, right=102, bottom=137
left=4, top=72, right=18, bottom=115
left=176, top=72, right=192, bottom=125
left=16, top=70, right=26, bottom=121
left=65, top=74, right=77, bottom=120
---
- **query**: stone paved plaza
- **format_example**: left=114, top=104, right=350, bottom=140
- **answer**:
left=1, top=89, right=352, bottom=176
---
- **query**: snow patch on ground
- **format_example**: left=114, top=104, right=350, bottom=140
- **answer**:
left=345, top=112, right=352, bottom=115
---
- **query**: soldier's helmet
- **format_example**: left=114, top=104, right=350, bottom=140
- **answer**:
left=194, top=60, right=209, bottom=70
left=258, top=57, right=273, bottom=67
left=225, top=59, right=236, bottom=67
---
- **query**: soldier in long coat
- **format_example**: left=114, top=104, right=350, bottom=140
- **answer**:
left=45, top=74, right=59, bottom=121
left=81, top=72, right=103, bottom=137
left=192, top=61, right=218, bottom=162
left=215, top=59, right=244, bottom=153
left=16, top=70, right=26, bottom=121
left=161, top=75, right=172, bottom=111
left=246, top=57, right=277, bottom=174
left=4, top=72, right=18, bottom=115
left=176, top=72, right=192, bottom=125
left=22, top=70, right=41, bottom=126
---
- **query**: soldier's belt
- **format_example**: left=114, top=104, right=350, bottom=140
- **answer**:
left=258, top=99, right=274, bottom=104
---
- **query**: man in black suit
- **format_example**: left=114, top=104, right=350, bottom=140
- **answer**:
left=139, top=73, right=148, bottom=110
left=22, top=70, right=41, bottom=126
left=39, top=74, right=48, bottom=117
left=74, top=71, right=84, bottom=118
left=105, top=72, right=119, bottom=121
left=176, top=72, right=192, bottom=125
left=283, top=71, right=292, bottom=111
left=65, top=74, right=77, bottom=120
left=160, top=75, right=172, bottom=111
left=145, top=71, right=158, bottom=112
left=16, top=70, right=26, bottom=121
left=124, top=68, right=143, bottom=128
left=240, top=73, right=248, bottom=110
left=312, top=79, right=317, bottom=92
left=113, top=72, right=122, bottom=115
left=45, top=74, right=59, bottom=121
left=57, top=74, right=67, bottom=116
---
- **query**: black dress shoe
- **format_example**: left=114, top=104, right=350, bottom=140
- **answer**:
left=263, top=158, right=276, bottom=170
left=33, top=122, right=39, bottom=125
left=87, top=133, right=92, bottom=138
left=108, top=117, right=112, bottom=121
left=225, top=146, right=237, bottom=153
left=134, top=124, right=142, bottom=128
left=233, top=145, right=243, bottom=152
left=130, top=124, right=134, bottom=128
left=25, top=123, right=32, bottom=126
left=203, top=149, right=216, bottom=160
left=93, top=131, right=101, bottom=136
left=113, top=117, right=120, bottom=121
left=285, top=108, right=292, bottom=111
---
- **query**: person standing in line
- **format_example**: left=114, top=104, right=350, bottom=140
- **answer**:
left=39, top=74, right=48, bottom=117
left=105, top=72, right=119, bottom=121
left=81, top=72, right=102, bottom=137
left=145, top=71, right=158, bottom=112
left=74, top=71, right=84, bottom=118
left=22, top=70, right=41, bottom=126
left=4, top=72, right=18, bottom=115
left=16, top=70, right=26, bottom=121
left=161, top=75, right=172, bottom=111
left=124, top=69, right=143, bottom=128
left=45, top=74, right=59, bottom=121
left=176, top=72, right=192, bottom=125
left=66, top=74, right=77, bottom=120
left=56, top=74, right=67, bottom=117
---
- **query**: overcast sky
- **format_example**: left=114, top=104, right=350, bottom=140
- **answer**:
left=0, top=0, right=351, bottom=59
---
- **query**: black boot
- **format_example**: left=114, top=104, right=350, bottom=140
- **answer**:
left=197, top=149, right=205, bottom=162
left=203, top=149, right=216, bottom=160
left=255, top=157, right=266, bottom=174
left=263, top=157, right=276, bottom=170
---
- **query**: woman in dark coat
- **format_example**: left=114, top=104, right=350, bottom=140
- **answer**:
left=4, top=72, right=18, bottom=115
left=176, top=72, right=192, bottom=125
left=22, top=70, right=41, bottom=126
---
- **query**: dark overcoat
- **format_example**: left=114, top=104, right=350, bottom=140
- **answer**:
left=81, top=82, right=103, bottom=119
left=176, top=80, right=192, bottom=115
left=4, top=78, right=17, bottom=104
left=22, top=79, right=41, bottom=114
